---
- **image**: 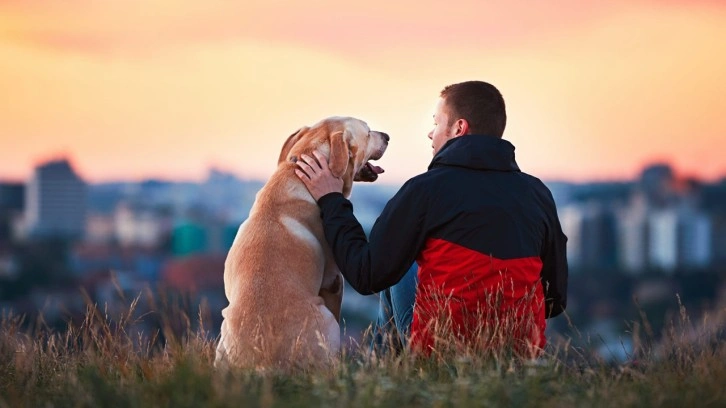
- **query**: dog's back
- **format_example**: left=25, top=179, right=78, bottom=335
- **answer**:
left=215, top=117, right=388, bottom=371
left=215, top=172, right=339, bottom=370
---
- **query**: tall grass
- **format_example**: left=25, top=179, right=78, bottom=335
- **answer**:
left=1, top=289, right=725, bottom=407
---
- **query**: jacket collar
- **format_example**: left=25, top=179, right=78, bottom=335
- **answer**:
left=428, top=134, right=521, bottom=172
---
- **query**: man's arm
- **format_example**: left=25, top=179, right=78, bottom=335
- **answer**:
left=296, top=151, right=428, bottom=295
left=317, top=181, right=427, bottom=294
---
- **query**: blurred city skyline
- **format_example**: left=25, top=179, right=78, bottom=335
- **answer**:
left=2, top=155, right=725, bottom=354
left=2, top=1, right=726, bottom=184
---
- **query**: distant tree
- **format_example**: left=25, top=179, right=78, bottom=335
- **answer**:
left=2, top=238, right=75, bottom=301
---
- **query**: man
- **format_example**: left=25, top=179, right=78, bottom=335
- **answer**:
left=295, top=81, right=567, bottom=357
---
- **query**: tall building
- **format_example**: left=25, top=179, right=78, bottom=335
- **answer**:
left=617, top=196, right=650, bottom=274
left=649, top=209, right=679, bottom=273
left=648, top=207, right=712, bottom=273
left=677, top=209, right=712, bottom=269
left=24, top=159, right=87, bottom=239
left=560, top=203, right=618, bottom=271
left=559, top=205, right=584, bottom=269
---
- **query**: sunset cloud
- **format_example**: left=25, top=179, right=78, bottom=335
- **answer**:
left=1, top=1, right=725, bottom=183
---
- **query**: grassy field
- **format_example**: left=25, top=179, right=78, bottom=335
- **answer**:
left=1, top=295, right=725, bottom=408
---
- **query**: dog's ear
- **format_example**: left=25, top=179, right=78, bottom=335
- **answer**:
left=278, top=127, right=308, bottom=164
left=328, top=130, right=350, bottom=178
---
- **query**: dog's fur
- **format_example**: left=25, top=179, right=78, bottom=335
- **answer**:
left=215, top=117, right=388, bottom=371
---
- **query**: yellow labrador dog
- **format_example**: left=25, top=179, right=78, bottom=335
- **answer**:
left=215, top=117, right=388, bottom=371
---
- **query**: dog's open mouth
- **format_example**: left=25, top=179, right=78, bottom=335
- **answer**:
left=354, top=161, right=384, bottom=182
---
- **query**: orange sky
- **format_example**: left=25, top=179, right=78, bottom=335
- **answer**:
left=1, top=0, right=725, bottom=184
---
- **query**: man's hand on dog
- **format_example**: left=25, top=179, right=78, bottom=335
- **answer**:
left=295, top=151, right=344, bottom=201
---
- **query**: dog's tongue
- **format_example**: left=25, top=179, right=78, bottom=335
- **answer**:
left=366, top=162, right=384, bottom=174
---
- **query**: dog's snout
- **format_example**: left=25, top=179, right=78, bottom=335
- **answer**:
left=379, top=132, right=390, bottom=143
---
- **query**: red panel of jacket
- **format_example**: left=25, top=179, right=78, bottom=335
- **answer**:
left=410, top=238, right=546, bottom=356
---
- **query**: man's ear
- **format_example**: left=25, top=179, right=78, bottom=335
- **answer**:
left=454, top=118, right=469, bottom=136
left=278, top=127, right=308, bottom=164
left=328, top=130, right=350, bottom=178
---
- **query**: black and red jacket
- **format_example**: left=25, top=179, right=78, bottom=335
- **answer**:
left=318, top=135, right=568, bottom=353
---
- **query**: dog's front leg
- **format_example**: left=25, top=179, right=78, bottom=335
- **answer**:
left=319, top=271, right=343, bottom=322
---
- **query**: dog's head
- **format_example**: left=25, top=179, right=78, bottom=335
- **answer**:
left=279, top=117, right=389, bottom=196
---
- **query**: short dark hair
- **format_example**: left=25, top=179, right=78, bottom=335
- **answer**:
left=440, top=81, right=507, bottom=138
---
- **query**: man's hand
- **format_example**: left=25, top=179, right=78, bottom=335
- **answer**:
left=295, top=151, right=344, bottom=201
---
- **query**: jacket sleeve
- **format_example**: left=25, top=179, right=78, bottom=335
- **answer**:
left=317, top=180, right=428, bottom=295
left=540, top=190, right=568, bottom=318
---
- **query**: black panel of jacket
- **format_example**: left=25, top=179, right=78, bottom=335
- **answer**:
left=317, top=134, right=568, bottom=318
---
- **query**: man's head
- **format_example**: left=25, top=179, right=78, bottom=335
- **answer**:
left=428, top=81, right=507, bottom=155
